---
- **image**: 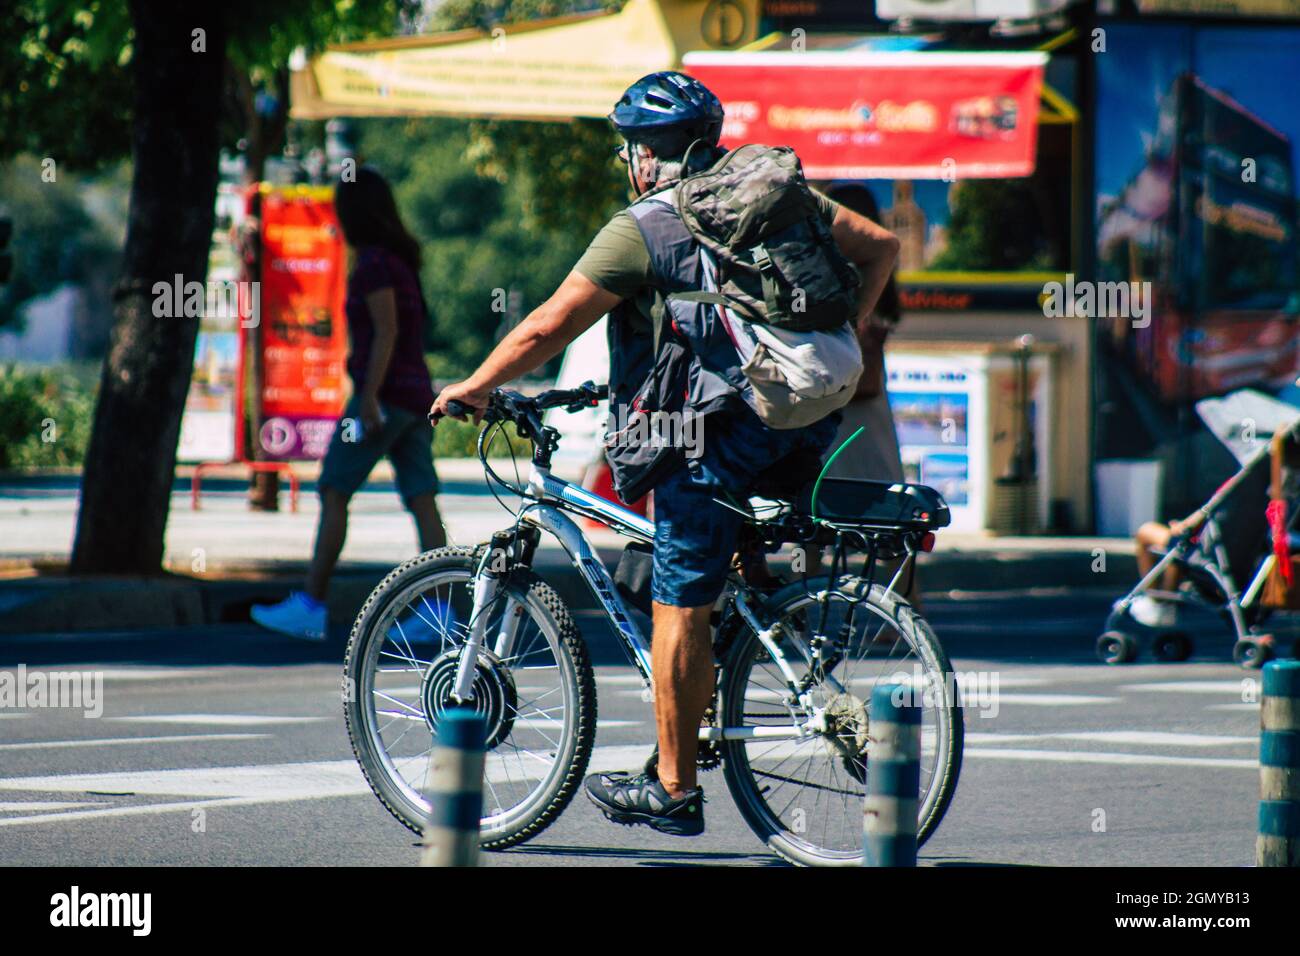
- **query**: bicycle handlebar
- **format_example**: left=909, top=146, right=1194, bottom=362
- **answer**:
left=428, top=381, right=609, bottom=430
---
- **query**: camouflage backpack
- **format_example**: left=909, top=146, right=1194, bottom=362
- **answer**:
left=663, top=144, right=866, bottom=428
left=673, top=144, right=861, bottom=329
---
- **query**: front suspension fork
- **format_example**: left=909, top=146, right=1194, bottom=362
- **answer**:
left=451, top=528, right=535, bottom=702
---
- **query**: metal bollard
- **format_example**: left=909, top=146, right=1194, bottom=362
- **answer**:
left=420, top=709, right=486, bottom=867
left=864, top=682, right=921, bottom=867
left=1258, top=660, right=1300, bottom=867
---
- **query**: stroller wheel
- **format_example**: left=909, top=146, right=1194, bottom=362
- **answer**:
left=1152, top=631, right=1193, bottom=663
left=1097, top=631, right=1139, bottom=665
left=1233, top=636, right=1275, bottom=670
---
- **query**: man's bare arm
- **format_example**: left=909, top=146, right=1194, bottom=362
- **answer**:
left=431, top=271, right=622, bottom=418
left=830, top=205, right=901, bottom=325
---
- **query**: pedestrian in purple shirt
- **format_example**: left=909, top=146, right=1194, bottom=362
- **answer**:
left=253, top=167, right=446, bottom=641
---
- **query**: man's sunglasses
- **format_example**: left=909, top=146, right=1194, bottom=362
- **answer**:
left=614, top=143, right=630, bottom=165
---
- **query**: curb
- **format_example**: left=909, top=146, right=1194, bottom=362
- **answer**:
left=0, top=545, right=1136, bottom=636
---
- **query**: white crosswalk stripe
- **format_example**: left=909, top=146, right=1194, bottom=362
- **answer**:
left=110, top=714, right=327, bottom=726
left=0, top=733, right=267, bottom=751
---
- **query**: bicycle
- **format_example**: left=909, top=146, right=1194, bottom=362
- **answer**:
left=343, top=381, right=963, bottom=866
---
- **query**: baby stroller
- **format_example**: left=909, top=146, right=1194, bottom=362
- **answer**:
left=1097, top=390, right=1300, bottom=669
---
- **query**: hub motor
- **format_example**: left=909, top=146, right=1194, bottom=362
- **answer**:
left=420, top=647, right=517, bottom=748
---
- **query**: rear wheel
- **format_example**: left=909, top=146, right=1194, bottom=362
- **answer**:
left=1233, top=635, right=1275, bottom=670
left=344, top=547, right=597, bottom=849
left=1097, top=630, right=1139, bottom=664
left=719, top=578, right=963, bottom=867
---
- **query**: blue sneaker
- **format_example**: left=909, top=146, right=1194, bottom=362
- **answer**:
left=251, top=592, right=327, bottom=642
left=388, top=597, right=455, bottom=645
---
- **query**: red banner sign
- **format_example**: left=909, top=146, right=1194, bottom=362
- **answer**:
left=257, top=186, right=348, bottom=460
left=683, top=51, right=1047, bottom=179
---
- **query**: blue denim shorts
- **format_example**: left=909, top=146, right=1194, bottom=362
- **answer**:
left=318, top=398, right=439, bottom=505
left=650, top=406, right=838, bottom=607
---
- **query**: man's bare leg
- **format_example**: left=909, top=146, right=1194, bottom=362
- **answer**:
left=306, top=489, right=350, bottom=602
left=406, top=491, right=447, bottom=551
left=652, top=602, right=715, bottom=797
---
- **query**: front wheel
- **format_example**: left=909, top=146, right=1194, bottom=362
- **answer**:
left=719, top=578, right=964, bottom=867
left=343, top=546, right=597, bottom=849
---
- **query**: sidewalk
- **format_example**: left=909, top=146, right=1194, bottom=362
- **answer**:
left=0, top=466, right=1136, bottom=634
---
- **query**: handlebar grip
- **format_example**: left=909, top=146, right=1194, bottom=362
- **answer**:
left=428, top=398, right=473, bottom=424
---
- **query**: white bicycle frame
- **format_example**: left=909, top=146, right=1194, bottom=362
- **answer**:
left=450, top=459, right=821, bottom=744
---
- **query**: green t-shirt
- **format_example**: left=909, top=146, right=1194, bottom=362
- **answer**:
left=573, top=189, right=842, bottom=326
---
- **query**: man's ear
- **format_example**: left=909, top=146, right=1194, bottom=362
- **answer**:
left=631, top=143, right=656, bottom=195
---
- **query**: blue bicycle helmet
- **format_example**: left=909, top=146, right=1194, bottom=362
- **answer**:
left=609, top=71, right=724, bottom=156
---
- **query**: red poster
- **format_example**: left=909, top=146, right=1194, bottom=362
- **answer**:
left=257, top=186, right=348, bottom=460
left=683, top=51, right=1046, bottom=180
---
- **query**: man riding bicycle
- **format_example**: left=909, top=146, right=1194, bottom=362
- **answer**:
left=431, top=71, right=900, bottom=836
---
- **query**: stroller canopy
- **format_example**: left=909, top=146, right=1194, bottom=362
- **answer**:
left=1196, top=389, right=1300, bottom=468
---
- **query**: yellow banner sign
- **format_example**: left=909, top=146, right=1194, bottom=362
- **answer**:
left=291, top=0, right=759, bottom=121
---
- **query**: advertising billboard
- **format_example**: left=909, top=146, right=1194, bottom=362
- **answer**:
left=1093, top=22, right=1300, bottom=513
left=256, top=187, right=349, bottom=461
left=683, top=51, right=1046, bottom=180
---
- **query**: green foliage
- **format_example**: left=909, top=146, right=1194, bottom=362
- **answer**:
left=433, top=417, right=532, bottom=459
left=0, top=364, right=95, bottom=470
left=0, top=2, right=135, bottom=169
left=357, top=116, right=621, bottom=379
left=432, top=0, right=629, bottom=237
left=0, top=1, right=424, bottom=172
left=929, top=180, right=1055, bottom=272
left=431, top=0, right=621, bottom=33
left=0, top=156, right=125, bottom=328
left=341, top=1, right=631, bottom=380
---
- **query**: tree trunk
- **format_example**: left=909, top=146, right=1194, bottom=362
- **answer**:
left=70, top=2, right=227, bottom=575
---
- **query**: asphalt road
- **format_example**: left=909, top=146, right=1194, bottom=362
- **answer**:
left=0, top=591, right=1277, bottom=867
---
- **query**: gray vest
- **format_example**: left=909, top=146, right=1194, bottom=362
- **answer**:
left=602, top=190, right=753, bottom=502
left=608, top=191, right=752, bottom=419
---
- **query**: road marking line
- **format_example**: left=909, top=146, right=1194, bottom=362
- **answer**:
left=0, top=744, right=658, bottom=827
left=990, top=693, right=1118, bottom=706
left=596, top=674, right=649, bottom=686
left=0, top=668, right=226, bottom=681
left=510, top=719, right=642, bottom=730
left=964, top=747, right=1255, bottom=769
left=0, top=734, right=268, bottom=752
left=1121, top=680, right=1253, bottom=694
left=966, top=730, right=1256, bottom=747
left=0, top=760, right=370, bottom=801
left=110, top=714, right=327, bottom=727
left=1207, top=703, right=1259, bottom=712
left=0, top=801, right=104, bottom=812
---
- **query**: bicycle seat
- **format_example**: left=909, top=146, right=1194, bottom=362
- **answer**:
left=794, top=477, right=951, bottom=532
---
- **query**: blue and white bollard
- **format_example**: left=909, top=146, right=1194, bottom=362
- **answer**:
left=1258, top=660, right=1300, bottom=867
left=864, top=682, right=921, bottom=867
left=420, top=709, right=486, bottom=867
